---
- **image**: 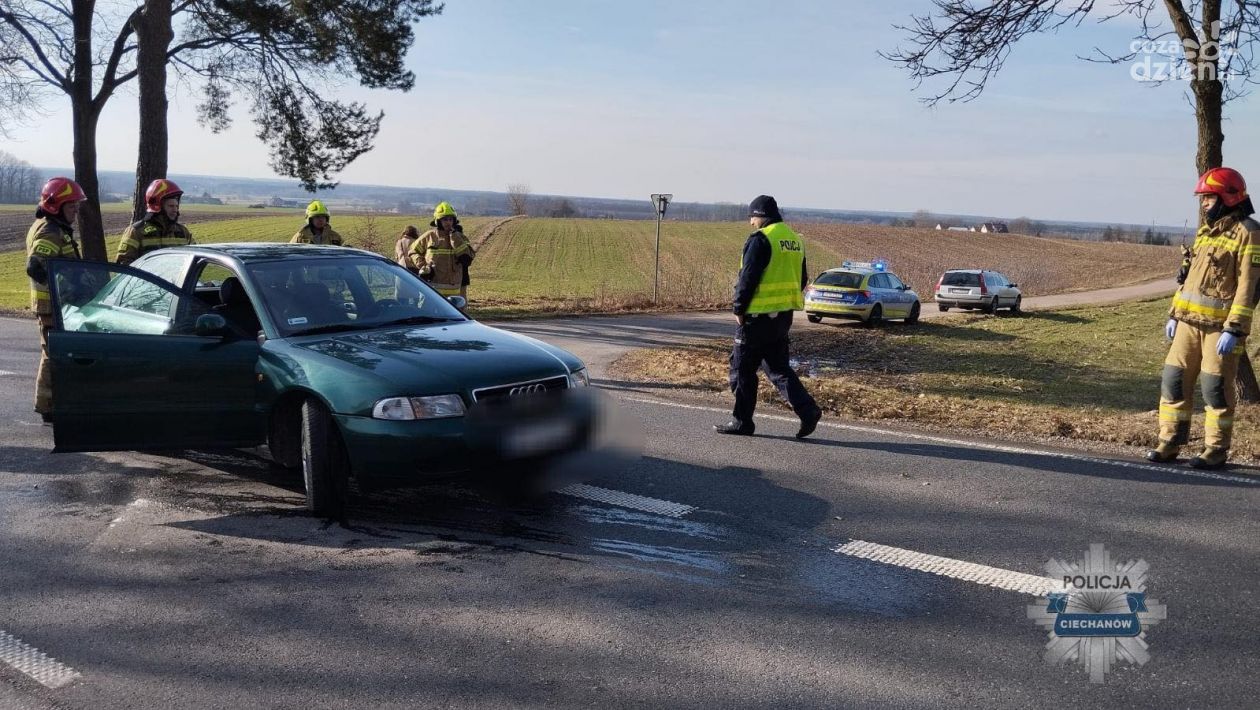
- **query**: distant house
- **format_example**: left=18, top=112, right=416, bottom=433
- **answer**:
left=935, top=223, right=944, bottom=230
left=980, top=222, right=1009, bottom=233
left=946, top=226, right=971, bottom=232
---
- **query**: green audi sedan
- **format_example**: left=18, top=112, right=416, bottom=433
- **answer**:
left=44, top=244, right=596, bottom=517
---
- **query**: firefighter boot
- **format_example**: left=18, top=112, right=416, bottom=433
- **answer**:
left=1188, top=447, right=1229, bottom=470
left=1144, top=440, right=1181, bottom=463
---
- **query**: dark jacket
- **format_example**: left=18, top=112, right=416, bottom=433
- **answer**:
left=732, top=216, right=808, bottom=315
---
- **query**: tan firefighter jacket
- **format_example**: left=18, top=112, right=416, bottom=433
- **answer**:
left=26, top=216, right=81, bottom=315
left=1170, top=215, right=1260, bottom=335
left=409, top=227, right=473, bottom=296
left=290, top=225, right=343, bottom=246
left=116, top=213, right=194, bottom=266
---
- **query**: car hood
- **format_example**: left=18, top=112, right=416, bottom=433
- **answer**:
left=291, top=320, right=578, bottom=396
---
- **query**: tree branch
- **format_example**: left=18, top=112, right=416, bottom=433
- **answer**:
left=0, top=8, right=68, bottom=89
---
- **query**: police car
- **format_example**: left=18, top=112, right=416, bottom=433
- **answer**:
left=804, top=260, right=921, bottom=326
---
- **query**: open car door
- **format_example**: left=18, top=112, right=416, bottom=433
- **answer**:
left=44, top=259, right=265, bottom=452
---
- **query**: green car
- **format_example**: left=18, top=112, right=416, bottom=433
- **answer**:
left=45, top=244, right=596, bottom=517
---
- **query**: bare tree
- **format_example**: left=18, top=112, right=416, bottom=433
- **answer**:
left=885, top=0, right=1260, bottom=398
left=507, top=183, right=531, bottom=216
left=0, top=150, right=41, bottom=203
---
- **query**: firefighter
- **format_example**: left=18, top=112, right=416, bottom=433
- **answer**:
left=25, top=177, right=87, bottom=421
left=1147, top=167, right=1260, bottom=469
left=115, top=179, right=194, bottom=265
left=395, top=225, right=421, bottom=274
left=714, top=195, right=823, bottom=438
left=409, top=202, right=474, bottom=298
left=291, top=200, right=343, bottom=245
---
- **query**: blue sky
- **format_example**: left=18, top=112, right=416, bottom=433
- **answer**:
left=7, top=0, right=1260, bottom=225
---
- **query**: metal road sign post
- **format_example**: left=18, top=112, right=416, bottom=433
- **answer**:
left=650, top=193, right=672, bottom=303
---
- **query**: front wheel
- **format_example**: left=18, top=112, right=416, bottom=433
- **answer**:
left=906, top=302, right=921, bottom=324
left=806, top=314, right=822, bottom=324
left=301, top=399, right=350, bottom=518
left=864, top=304, right=883, bottom=328
left=1010, top=296, right=1022, bottom=315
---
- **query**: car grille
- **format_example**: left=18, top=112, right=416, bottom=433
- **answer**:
left=472, top=375, right=569, bottom=404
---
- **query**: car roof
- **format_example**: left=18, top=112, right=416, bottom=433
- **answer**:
left=822, top=267, right=875, bottom=276
left=150, top=243, right=385, bottom=265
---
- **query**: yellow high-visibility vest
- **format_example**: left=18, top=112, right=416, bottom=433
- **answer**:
left=745, top=222, right=805, bottom=314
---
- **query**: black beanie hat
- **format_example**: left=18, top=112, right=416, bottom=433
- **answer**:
left=749, top=194, right=779, bottom=217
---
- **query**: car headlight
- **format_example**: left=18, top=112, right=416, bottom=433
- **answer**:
left=372, top=394, right=466, bottom=420
left=568, top=368, right=590, bottom=387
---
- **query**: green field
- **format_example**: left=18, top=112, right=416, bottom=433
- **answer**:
left=0, top=213, right=491, bottom=312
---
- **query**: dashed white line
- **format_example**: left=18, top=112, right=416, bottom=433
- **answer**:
left=0, top=630, right=80, bottom=689
left=835, top=539, right=1059, bottom=597
left=621, top=396, right=1260, bottom=486
left=0, top=370, right=17, bottom=377
left=558, top=483, right=696, bottom=518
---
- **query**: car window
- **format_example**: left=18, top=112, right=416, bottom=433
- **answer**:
left=197, top=262, right=236, bottom=288
left=247, top=257, right=466, bottom=337
left=869, top=274, right=889, bottom=289
left=814, top=271, right=864, bottom=288
left=885, top=273, right=905, bottom=289
left=942, top=272, right=980, bottom=287
left=133, top=253, right=188, bottom=287
left=52, top=261, right=213, bottom=336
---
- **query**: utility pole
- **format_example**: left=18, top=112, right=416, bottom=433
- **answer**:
left=650, top=193, right=672, bottom=303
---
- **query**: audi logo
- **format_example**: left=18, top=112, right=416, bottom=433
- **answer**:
left=508, top=383, right=547, bottom=397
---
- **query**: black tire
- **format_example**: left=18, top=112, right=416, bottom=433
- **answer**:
left=938, top=303, right=950, bottom=312
left=1011, top=296, right=1022, bottom=315
left=807, top=314, right=823, bottom=323
left=865, top=304, right=883, bottom=328
left=986, top=296, right=999, bottom=314
left=301, top=399, right=349, bottom=518
left=906, top=302, right=920, bottom=324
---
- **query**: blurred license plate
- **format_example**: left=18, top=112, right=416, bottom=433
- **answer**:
left=504, top=419, right=577, bottom=456
left=950, top=288, right=968, bottom=293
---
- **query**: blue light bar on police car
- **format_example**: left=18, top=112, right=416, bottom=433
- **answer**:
left=841, top=259, right=890, bottom=271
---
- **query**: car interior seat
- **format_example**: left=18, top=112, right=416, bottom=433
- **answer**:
left=215, top=276, right=262, bottom=335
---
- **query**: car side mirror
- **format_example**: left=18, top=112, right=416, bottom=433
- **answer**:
left=1008, top=283, right=1019, bottom=288
left=447, top=295, right=467, bottom=310
left=194, top=313, right=228, bottom=337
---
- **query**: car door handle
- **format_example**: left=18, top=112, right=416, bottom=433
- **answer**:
left=67, top=352, right=99, bottom=366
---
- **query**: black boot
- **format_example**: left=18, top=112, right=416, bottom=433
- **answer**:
left=1188, top=447, right=1229, bottom=470
left=714, top=420, right=755, bottom=436
left=796, top=407, right=822, bottom=439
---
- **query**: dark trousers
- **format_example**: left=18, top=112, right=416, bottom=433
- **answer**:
left=729, top=311, right=818, bottom=425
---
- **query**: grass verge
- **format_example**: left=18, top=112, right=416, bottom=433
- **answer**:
left=610, top=298, right=1260, bottom=463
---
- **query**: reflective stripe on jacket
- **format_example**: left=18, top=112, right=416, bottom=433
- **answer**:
left=1171, top=216, right=1260, bottom=335
left=26, top=216, right=80, bottom=314
left=290, top=225, right=343, bottom=246
left=745, top=222, right=806, bottom=314
left=116, top=214, right=194, bottom=265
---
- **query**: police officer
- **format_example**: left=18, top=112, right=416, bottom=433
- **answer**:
left=409, top=202, right=474, bottom=298
left=291, top=200, right=343, bottom=245
left=1147, top=167, right=1260, bottom=469
left=715, top=195, right=823, bottom=438
left=25, top=177, right=87, bottom=421
left=116, top=179, right=194, bottom=265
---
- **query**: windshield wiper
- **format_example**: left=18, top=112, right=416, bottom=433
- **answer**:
left=290, top=322, right=376, bottom=337
left=376, top=315, right=461, bottom=327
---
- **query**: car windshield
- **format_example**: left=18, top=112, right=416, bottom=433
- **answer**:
left=814, top=271, right=864, bottom=288
left=245, top=257, right=467, bottom=338
left=942, top=272, right=981, bottom=287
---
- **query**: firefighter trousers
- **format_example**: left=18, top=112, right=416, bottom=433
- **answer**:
left=1159, top=321, right=1244, bottom=451
left=729, top=311, right=818, bottom=426
left=35, top=313, right=53, bottom=415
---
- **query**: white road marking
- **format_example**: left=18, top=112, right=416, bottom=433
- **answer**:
left=835, top=539, right=1059, bottom=597
left=622, top=396, right=1260, bottom=486
left=0, top=630, right=81, bottom=689
left=558, top=483, right=696, bottom=518
left=0, top=370, right=18, bottom=377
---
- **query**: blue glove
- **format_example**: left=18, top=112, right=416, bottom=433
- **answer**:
left=1217, top=331, right=1239, bottom=356
left=1165, top=318, right=1177, bottom=341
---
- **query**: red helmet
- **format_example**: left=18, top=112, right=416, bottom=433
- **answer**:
left=39, top=177, right=86, bottom=214
left=1195, top=167, right=1249, bottom=207
left=145, top=179, right=183, bottom=213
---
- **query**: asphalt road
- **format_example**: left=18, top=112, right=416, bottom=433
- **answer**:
left=2, top=293, right=1258, bottom=709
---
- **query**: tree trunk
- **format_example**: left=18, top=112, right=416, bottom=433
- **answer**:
left=70, top=0, right=106, bottom=261
left=130, top=0, right=173, bottom=223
